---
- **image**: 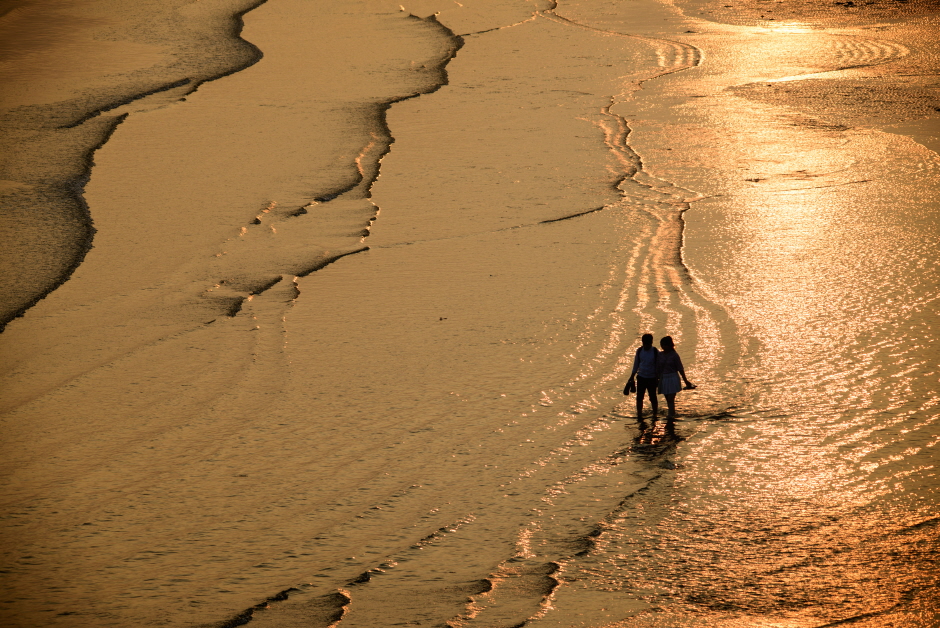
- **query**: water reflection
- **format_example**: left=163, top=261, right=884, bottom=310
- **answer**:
left=630, top=416, right=682, bottom=463
left=759, top=22, right=815, bottom=34
left=582, top=401, right=940, bottom=625
left=565, top=4, right=940, bottom=625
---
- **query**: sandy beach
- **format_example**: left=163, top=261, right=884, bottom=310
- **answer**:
left=1, top=0, right=939, bottom=626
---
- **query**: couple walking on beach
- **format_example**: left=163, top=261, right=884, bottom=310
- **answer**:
left=624, top=334, right=695, bottom=417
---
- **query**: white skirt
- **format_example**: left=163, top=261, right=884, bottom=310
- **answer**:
left=659, top=373, right=682, bottom=395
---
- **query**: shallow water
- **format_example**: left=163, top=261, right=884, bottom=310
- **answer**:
left=1, top=0, right=938, bottom=626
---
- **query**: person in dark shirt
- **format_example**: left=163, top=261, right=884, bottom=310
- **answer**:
left=657, top=335, right=695, bottom=417
left=626, top=333, right=660, bottom=417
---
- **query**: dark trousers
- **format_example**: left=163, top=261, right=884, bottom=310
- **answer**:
left=636, top=375, right=658, bottom=399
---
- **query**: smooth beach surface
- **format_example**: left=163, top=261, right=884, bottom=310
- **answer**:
left=1, top=0, right=938, bottom=626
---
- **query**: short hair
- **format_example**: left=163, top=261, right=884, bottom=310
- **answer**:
left=660, top=335, right=674, bottom=350
left=641, top=333, right=653, bottom=344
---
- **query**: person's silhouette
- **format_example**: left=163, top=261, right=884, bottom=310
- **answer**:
left=657, top=335, right=695, bottom=417
left=625, top=333, right=659, bottom=417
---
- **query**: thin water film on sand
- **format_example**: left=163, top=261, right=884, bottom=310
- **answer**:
left=0, top=0, right=938, bottom=626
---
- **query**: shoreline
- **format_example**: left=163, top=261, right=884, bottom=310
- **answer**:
left=0, top=0, right=267, bottom=330
left=0, top=1, right=694, bottom=624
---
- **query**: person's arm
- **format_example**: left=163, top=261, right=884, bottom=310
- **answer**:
left=677, top=354, right=695, bottom=388
left=628, top=349, right=640, bottom=381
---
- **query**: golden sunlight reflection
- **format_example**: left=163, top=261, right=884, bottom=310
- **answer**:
left=582, top=9, right=940, bottom=622
left=759, top=22, right=815, bottom=34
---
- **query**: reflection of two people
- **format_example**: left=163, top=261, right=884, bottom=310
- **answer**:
left=633, top=414, right=679, bottom=456
left=624, top=333, right=695, bottom=419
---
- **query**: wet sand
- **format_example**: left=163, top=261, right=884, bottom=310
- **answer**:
left=1, top=0, right=939, bottom=626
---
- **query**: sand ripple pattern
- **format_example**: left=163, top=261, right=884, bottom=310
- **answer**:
left=652, top=38, right=702, bottom=73
left=539, top=10, right=701, bottom=78
left=830, top=35, right=909, bottom=69
left=226, top=13, right=733, bottom=628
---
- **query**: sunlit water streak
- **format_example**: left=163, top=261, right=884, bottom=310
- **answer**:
left=556, top=9, right=940, bottom=626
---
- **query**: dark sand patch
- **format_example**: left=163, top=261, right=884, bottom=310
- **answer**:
left=673, top=0, right=940, bottom=27
left=729, top=76, right=940, bottom=128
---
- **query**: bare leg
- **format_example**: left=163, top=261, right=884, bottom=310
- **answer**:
left=651, top=392, right=658, bottom=416
left=636, top=391, right=645, bottom=417
left=665, top=393, right=677, bottom=417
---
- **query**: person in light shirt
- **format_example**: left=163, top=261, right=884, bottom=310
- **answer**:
left=657, top=335, right=696, bottom=417
left=625, top=333, right=660, bottom=417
